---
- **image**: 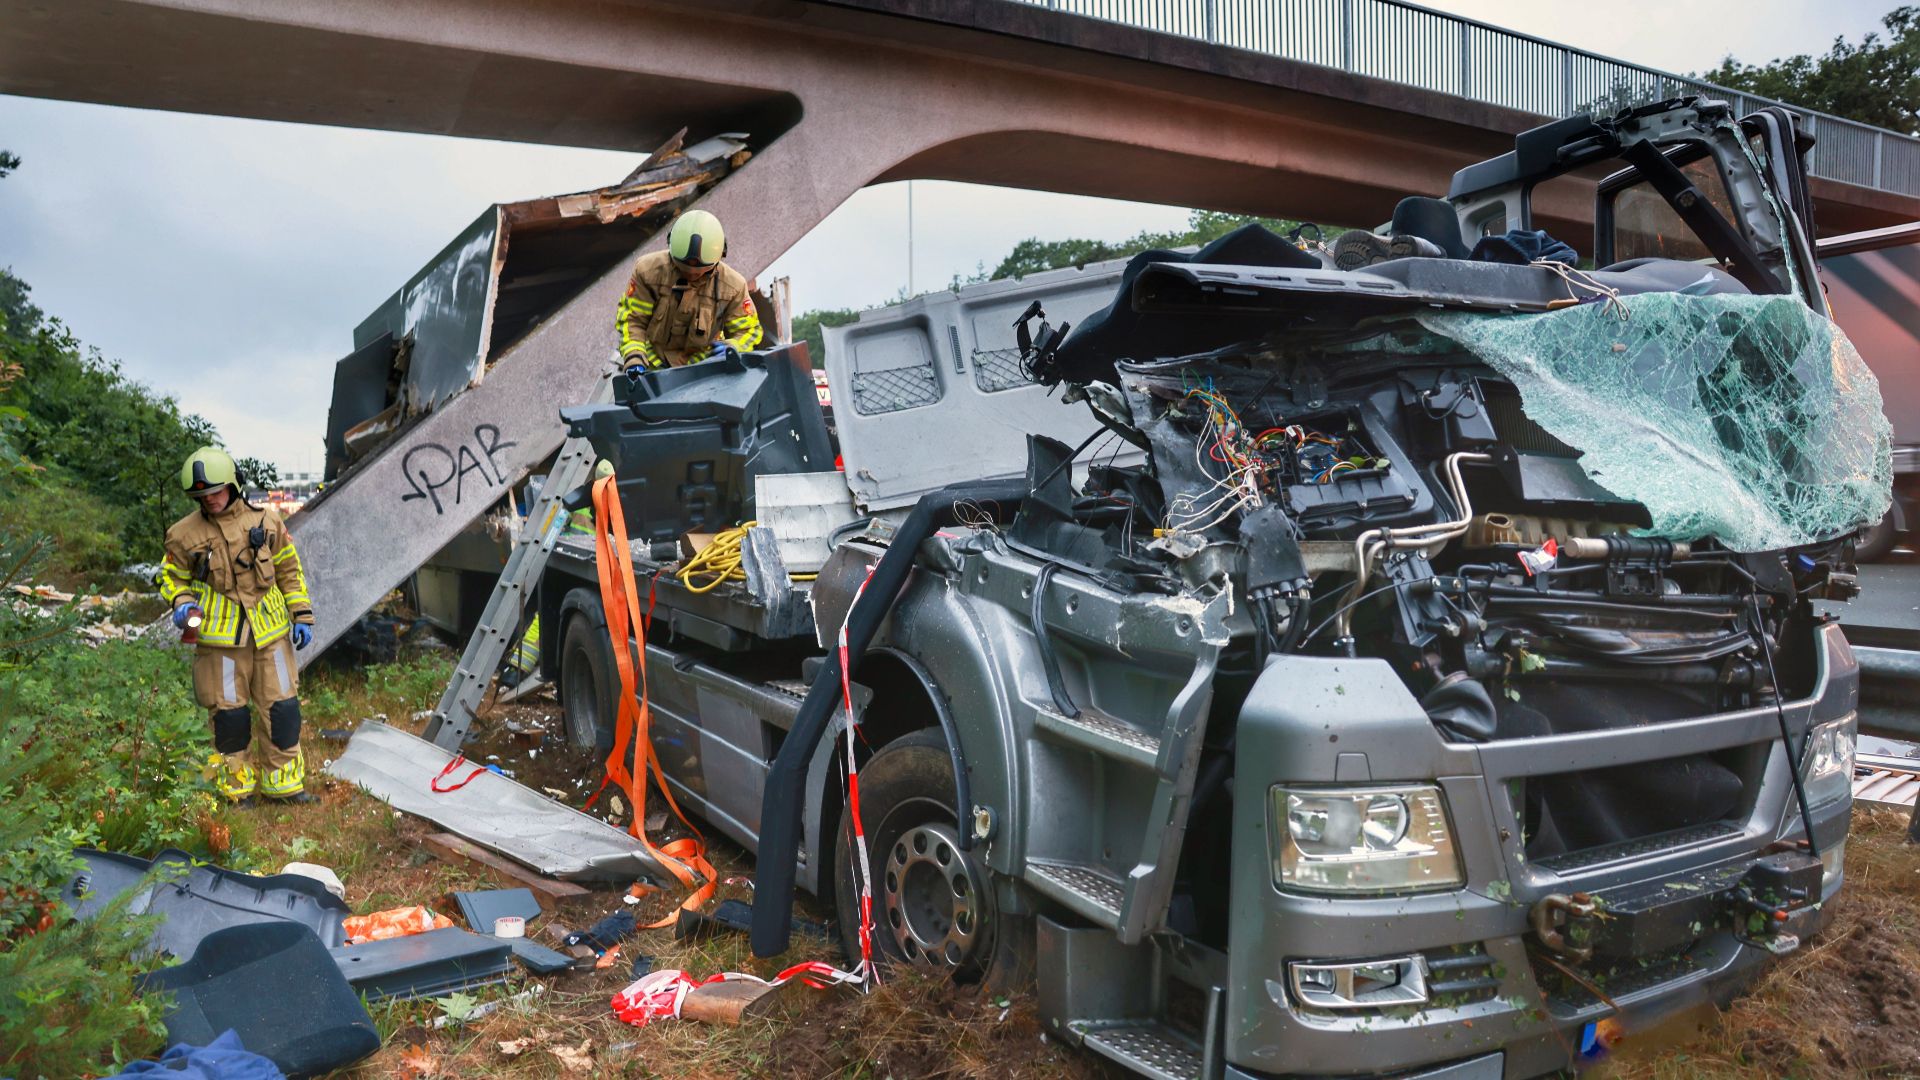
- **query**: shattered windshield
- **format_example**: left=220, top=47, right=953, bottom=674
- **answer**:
left=1419, top=292, right=1892, bottom=551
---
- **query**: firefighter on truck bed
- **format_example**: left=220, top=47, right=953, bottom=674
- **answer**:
left=617, top=209, right=763, bottom=372
left=158, top=447, right=316, bottom=805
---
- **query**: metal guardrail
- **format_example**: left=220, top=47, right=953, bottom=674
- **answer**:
left=1013, top=0, right=1920, bottom=198
left=1859, top=645, right=1920, bottom=743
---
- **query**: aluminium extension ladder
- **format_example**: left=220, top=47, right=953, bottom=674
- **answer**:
left=421, top=378, right=614, bottom=749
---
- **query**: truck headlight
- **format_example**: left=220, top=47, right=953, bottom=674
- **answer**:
left=1802, top=715, right=1856, bottom=808
left=1271, top=785, right=1464, bottom=894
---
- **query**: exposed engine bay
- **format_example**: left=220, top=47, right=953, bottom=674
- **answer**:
left=1010, top=325, right=1862, bottom=879
left=1041, top=340, right=1826, bottom=670
left=993, top=252, right=1890, bottom=902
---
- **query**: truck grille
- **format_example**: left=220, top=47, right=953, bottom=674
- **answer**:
left=1534, top=820, right=1743, bottom=874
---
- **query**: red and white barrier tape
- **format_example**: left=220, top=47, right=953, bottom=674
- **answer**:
left=611, top=567, right=884, bottom=1028
left=838, top=566, right=880, bottom=985
left=612, top=960, right=870, bottom=1026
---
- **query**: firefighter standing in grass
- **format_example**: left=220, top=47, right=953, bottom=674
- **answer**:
left=617, top=209, right=763, bottom=371
left=158, top=447, right=316, bottom=806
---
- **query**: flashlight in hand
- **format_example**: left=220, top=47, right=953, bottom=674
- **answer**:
left=174, top=603, right=204, bottom=644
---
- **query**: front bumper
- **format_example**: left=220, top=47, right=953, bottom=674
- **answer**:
left=1223, top=622, right=1857, bottom=1079
left=1229, top=1051, right=1505, bottom=1080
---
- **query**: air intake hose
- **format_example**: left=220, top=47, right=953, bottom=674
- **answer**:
left=751, top=479, right=1030, bottom=958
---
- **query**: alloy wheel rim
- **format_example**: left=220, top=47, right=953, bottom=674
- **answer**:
left=881, top=820, right=986, bottom=968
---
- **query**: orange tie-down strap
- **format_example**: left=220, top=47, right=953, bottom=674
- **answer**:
left=588, top=475, right=717, bottom=927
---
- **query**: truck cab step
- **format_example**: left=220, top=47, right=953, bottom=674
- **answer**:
left=1034, top=707, right=1162, bottom=771
left=1025, top=858, right=1125, bottom=927
left=1074, top=1021, right=1203, bottom=1080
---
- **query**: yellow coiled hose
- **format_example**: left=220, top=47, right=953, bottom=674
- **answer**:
left=678, top=522, right=755, bottom=594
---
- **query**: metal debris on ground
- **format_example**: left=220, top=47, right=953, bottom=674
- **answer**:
left=325, top=720, right=662, bottom=881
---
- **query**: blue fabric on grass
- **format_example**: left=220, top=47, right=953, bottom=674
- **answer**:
left=108, top=1029, right=286, bottom=1080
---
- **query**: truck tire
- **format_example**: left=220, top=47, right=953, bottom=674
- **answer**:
left=834, top=729, right=1028, bottom=987
left=1857, top=510, right=1899, bottom=563
left=558, top=593, right=616, bottom=751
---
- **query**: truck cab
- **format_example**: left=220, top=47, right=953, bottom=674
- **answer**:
left=536, top=98, right=1878, bottom=1080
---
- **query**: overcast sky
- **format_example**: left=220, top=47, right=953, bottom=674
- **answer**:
left=0, top=0, right=1897, bottom=473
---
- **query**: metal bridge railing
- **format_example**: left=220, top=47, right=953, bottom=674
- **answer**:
left=1014, top=0, right=1920, bottom=197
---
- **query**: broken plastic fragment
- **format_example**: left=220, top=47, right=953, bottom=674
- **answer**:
left=1517, top=538, right=1559, bottom=577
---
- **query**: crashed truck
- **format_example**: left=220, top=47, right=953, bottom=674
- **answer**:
left=435, top=99, right=1879, bottom=1079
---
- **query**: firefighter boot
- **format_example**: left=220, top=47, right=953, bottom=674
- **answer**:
left=260, top=753, right=311, bottom=804
left=211, top=708, right=259, bottom=805
left=260, top=697, right=311, bottom=803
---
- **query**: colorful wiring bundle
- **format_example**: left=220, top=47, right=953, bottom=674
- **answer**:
left=1163, top=380, right=1361, bottom=533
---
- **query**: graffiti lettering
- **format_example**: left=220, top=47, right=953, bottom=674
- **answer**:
left=400, top=424, right=521, bottom=515
left=475, top=424, right=515, bottom=486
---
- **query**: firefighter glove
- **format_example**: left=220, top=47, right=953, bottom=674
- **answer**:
left=172, top=603, right=203, bottom=630
left=291, top=623, right=313, bottom=650
left=705, top=342, right=741, bottom=364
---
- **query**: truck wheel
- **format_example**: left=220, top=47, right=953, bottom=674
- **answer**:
left=1857, top=510, right=1898, bottom=563
left=558, top=602, right=615, bottom=751
left=835, top=729, right=1025, bottom=985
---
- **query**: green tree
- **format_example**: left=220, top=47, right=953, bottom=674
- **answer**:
left=1699, top=6, right=1919, bottom=135
left=990, top=209, right=1308, bottom=280
left=0, top=153, right=277, bottom=580
left=791, top=307, right=860, bottom=368
left=792, top=209, right=1317, bottom=365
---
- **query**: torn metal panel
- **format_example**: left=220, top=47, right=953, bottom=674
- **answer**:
left=352, top=207, right=504, bottom=417
left=323, top=331, right=401, bottom=479
left=326, top=721, right=664, bottom=882
left=323, top=134, right=751, bottom=479
left=752, top=471, right=860, bottom=575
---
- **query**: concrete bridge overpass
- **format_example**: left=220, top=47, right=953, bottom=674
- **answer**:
left=6, top=0, right=1919, bottom=249
left=7, top=0, right=1919, bottom=654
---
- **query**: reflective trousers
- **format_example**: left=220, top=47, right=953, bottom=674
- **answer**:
left=192, top=635, right=306, bottom=799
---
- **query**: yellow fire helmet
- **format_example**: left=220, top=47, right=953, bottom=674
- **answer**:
left=668, top=209, right=726, bottom=267
left=179, top=446, right=238, bottom=497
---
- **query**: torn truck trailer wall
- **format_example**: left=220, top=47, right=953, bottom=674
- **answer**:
left=1420, top=293, right=1893, bottom=551
left=320, top=135, right=750, bottom=485
left=352, top=208, right=504, bottom=418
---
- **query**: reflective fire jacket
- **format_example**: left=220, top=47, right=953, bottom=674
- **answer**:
left=157, top=498, right=313, bottom=648
left=617, top=249, right=763, bottom=369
